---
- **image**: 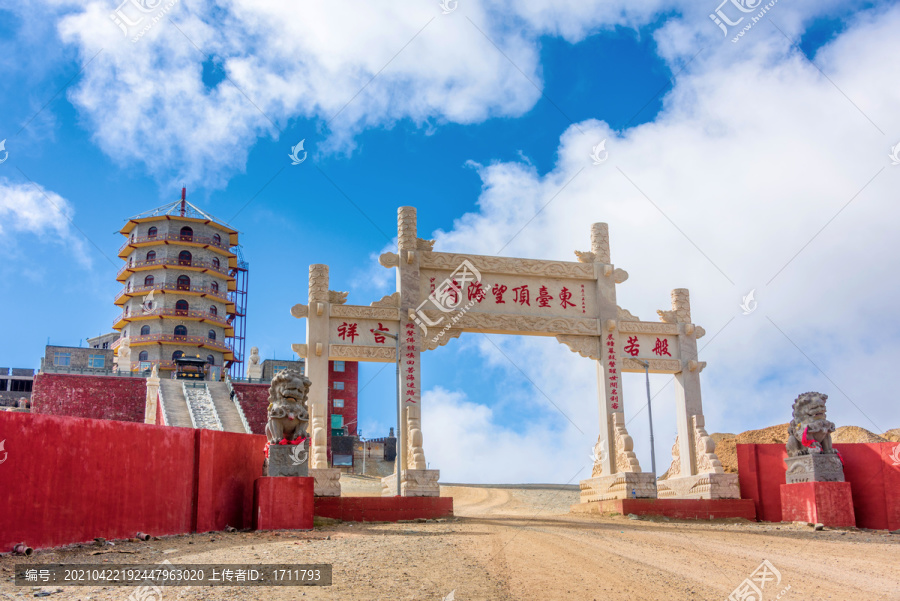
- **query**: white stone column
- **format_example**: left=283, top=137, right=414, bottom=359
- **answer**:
left=144, top=365, right=160, bottom=424
left=306, top=264, right=341, bottom=496
left=657, top=289, right=738, bottom=499
left=381, top=206, right=439, bottom=496
left=580, top=223, right=656, bottom=502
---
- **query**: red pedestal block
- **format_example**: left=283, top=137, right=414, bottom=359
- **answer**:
left=571, top=498, right=756, bottom=520
left=253, top=477, right=315, bottom=531
left=780, top=482, right=856, bottom=528
left=314, top=496, right=454, bottom=522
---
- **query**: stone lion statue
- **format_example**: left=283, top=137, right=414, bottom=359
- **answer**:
left=265, top=369, right=310, bottom=444
left=786, top=391, right=836, bottom=457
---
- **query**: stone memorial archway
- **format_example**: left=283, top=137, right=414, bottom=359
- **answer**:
left=291, top=206, right=738, bottom=501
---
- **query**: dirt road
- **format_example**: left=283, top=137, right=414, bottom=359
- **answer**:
left=2, top=478, right=898, bottom=600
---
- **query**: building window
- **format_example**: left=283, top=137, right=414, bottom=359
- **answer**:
left=175, top=300, right=189, bottom=315
left=93, top=344, right=99, bottom=348
left=208, top=329, right=216, bottom=341
left=333, top=360, right=345, bottom=372
left=172, top=350, right=184, bottom=360
left=211, top=257, right=220, bottom=269
left=148, top=226, right=158, bottom=238
left=140, top=325, right=150, bottom=335
left=88, top=354, right=105, bottom=369
left=331, top=414, right=343, bottom=429
left=207, top=355, right=215, bottom=365
left=333, top=399, right=344, bottom=408
left=212, top=233, right=221, bottom=246
left=333, top=381, right=344, bottom=390
left=53, top=352, right=71, bottom=367
left=273, top=365, right=287, bottom=376
left=146, top=250, right=156, bottom=262
left=102, top=342, right=109, bottom=349
left=180, top=226, right=193, bottom=241
left=144, top=275, right=154, bottom=286
left=11, top=380, right=32, bottom=393
left=210, top=281, right=219, bottom=292
left=139, top=351, right=149, bottom=361
left=177, top=275, right=190, bottom=290
left=178, top=250, right=192, bottom=266
left=209, top=305, right=218, bottom=315
left=174, top=325, right=188, bottom=337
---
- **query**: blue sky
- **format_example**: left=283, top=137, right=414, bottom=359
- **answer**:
left=1, top=0, right=898, bottom=482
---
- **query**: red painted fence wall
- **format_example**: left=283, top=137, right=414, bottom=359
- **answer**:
left=31, top=373, right=146, bottom=423
left=232, top=382, right=269, bottom=435
left=0, top=411, right=266, bottom=550
left=737, top=443, right=900, bottom=530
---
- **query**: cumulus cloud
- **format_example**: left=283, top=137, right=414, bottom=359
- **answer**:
left=0, top=177, right=88, bottom=265
left=49, top=0, right=549, bottom=188
left=417, top=3, right=900, bottom=480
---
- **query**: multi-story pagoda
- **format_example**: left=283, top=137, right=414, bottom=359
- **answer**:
left=112, top=189, right=247, bottom=379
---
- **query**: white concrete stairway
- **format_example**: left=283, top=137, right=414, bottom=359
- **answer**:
left=182, top=383, right=223, bottom=431
left=158, top=379, right=193, bottom=428
left=207, top=381, right=250, bottom=434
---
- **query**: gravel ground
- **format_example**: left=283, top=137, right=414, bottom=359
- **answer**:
left=2, top=478, right=898, bottom=601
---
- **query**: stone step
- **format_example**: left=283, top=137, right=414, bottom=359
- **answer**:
left=207, top=381, right=249, bottom=434
left=158, top=379, right=193, bottom=428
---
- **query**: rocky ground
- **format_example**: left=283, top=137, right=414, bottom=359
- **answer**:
left=2, top=476, right=898, bottom=601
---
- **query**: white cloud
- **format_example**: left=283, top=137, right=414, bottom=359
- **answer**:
left=50, top=0, right=548, bottom=188
left=0, top=176, right=88, bottom=265
left=415, top=3, right=900, bottom=480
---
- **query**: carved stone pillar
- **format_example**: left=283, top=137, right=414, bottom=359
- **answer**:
left=579, top=222, right=656, bottom=502
left=306, top=264, right=341, bottom=496
left=144, top=365, right=160, bottom=424
left=381, top=206, right=439, bottom=496
left=656, top=289, right=738, bottom=499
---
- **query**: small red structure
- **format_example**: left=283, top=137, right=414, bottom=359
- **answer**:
left=253, top=478, right=315, bottom=531
left=780, top=482, right=856, bottom=528
left=737, top=442, right=900, bottom=530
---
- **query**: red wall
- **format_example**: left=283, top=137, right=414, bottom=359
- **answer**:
left=737, top=443, right=900, bottom=530
left=31, top=373, right=146, bottom=423
left=232, top=382, right=269, bottom=435
left=0, top=411, right=266, bottom=550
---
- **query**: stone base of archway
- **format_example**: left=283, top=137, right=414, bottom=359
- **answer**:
left=570, top=497, right=756, bottom=521
left=579, top=473, right=658, bottom=502
left=311, top=468, right=343, bottom=497
left=656, top=473, right=740, bottom=500
left=381, top=469, right=441, bottom=497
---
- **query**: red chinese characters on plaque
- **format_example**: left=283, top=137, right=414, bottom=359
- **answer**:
left=337, top=322, right=359, bottom=343
left=606, top=333, right=619, bottom=410
left=404, top=322, right=417, bottom=404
